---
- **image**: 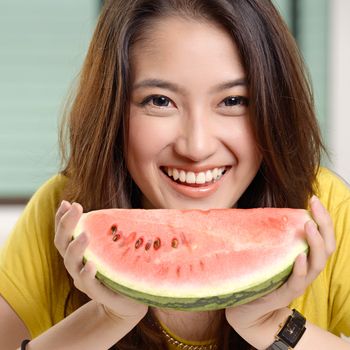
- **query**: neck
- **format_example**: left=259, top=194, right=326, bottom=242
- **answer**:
left=151, top=308, right=224, bottom=342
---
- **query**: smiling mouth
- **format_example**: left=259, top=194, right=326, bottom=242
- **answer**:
left=161, top=166, right=229, bottom=187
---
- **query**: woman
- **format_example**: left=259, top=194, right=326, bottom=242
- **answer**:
left=1, top=0, right=349, bottom=349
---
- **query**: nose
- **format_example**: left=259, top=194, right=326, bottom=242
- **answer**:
left=173, top=111, right=217, bottom=162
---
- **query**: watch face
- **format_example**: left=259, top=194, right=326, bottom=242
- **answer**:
left=278, top=317, right=306, bottom=347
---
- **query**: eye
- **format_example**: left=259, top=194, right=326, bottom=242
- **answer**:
left=221, top=96, right=249, bottom=107
left=141, top=95, right=174, bottom=108
left=218, top=96, right=249, bottom=116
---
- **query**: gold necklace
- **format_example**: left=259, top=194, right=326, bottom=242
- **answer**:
left=153, top=319, right=218, bottom=350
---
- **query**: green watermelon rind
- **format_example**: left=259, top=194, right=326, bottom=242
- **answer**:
left=95, top=262, right=289, bottom=310
left=85, top=245, right=308, bottom=311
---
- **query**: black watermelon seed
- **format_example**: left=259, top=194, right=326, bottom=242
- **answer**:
left=153, top=238, right=161, bottom=250
left=112, top=233, right=121, bottom=241
left=135, top=237, right=144, bottom=249
left=145, top=240, right=152, bottom=251
left=171, top=238, right=179, bottom=248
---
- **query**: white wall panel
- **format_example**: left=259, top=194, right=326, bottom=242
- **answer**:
left=329, top=0, right=350, bottom=182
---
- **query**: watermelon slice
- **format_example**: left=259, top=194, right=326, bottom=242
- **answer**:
left=73, top=208, right=309, bottom=310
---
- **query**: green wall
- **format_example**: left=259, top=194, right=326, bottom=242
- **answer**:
left=273, top=0, right=329, bottom=138
left=0, top=0, right=97, bottom=198
left=298, top=0, right=329, bottom=136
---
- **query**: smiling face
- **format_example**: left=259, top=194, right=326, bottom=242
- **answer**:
left=127, top=17, right=262, bottom=209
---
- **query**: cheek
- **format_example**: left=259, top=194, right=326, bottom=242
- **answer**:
left=221, top=117, right=260, bottom=161
left=127, top=111, right=176, bottom=165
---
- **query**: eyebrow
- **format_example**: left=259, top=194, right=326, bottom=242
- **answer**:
left=213, top=78, right=247, bottom=92
left=132, top=78, right=247, bottom=94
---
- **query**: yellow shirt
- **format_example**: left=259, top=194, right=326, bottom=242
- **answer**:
left=0, top=168, right=349, bottom=346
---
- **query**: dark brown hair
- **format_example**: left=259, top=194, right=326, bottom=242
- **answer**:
left=60, top=0, right=324, bottom=348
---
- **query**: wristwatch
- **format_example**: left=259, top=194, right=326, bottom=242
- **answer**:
left=266, top=309, right=306, bottom=350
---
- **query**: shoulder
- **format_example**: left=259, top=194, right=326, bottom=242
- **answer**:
left=0, top=173, right=68, bottom=279
left=316, top=168, right=350, bottom=283
left=24, top=174, right=68, bottom=218
left=315, top=167, right=350, bottom=215
left=25, top=173, right=68, bottom=231
left=315, top=168, right=350, bottom=267
left=0, top=174, right=71, bottom=338
left=316, top=169, right=350, bottom=334
left=5, top=173, right=68, bottom=245
left=314, top=167, right=350, bottom=245
left=315, top=167, right=349, bottom=195
left=30, top=173, right=67, bottom=205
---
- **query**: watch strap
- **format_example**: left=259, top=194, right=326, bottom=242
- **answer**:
left=266, top=309, right=306, bottom=350
left=266, top=339, right=290, bottom=350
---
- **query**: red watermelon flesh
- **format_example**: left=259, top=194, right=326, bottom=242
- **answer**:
left=73, top=208, right=309, bottom=310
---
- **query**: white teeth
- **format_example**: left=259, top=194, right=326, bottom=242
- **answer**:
left=205, top=170, right=213, bottom=182
left=216, top=167, right=225, bottom=179
left=179, top=170, right=186, bottom=182
left=196, top=172, right=206, bottom=184
left=186, top=172, right=196, bottom=184
left=165, top=167, right=227, bottom=184
left=173, top=168, right=179, bottom=180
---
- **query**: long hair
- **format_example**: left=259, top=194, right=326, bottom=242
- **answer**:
left=59, top=0, right=325, bottom=348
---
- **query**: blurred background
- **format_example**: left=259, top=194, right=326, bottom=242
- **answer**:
left=0, top=0, right=349, bottom=244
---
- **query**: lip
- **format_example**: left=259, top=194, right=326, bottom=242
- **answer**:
left=160, top=166, right=230, bottom=199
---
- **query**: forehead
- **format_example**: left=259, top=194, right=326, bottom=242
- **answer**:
left=129, top=17, right=245, bottom=83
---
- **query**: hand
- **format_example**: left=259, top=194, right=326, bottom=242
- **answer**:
left=54, top=201, right=148, bottom=324
left=225, top=196, right=336, bottom=349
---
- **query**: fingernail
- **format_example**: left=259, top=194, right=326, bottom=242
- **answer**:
left=78, top=232, right=87, bottom=243
left=307, top=220, right=318, bottom=234
left=310, top=195, right=318, bottom=203
left=299, top=251, right=307, bottom=261
left=62, top=200, right=73, bottom=211
left=72, top=202, right=82, bottom=212
left=312, top=196, right=326, bottom=214
left=314, top=199, right=326, bottom=214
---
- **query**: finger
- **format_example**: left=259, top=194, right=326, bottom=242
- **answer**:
left=309, top=195, right=336, bottom=255
left=77, top=260, right=105, bottom=298
left=64, top=231, right=89, bottom=278
left=79, top=262, right=148, bottom=319
left=224, top=252, right=307, bottom=321
left=304, top=220, right=327, bottom=280
left=55, top=200, right=71, bottom=231
left=80, top=260, right=97, bottom=278
left=273, top=221, right=329, bottom=306
left=255, top=252, right=308, bottom=311
left=78, top=261, right=122, bottom=303
left=55, top=202, right=83, bottom=257
left=281, top=252, right=308, bottom=299
left=75, top=260, right=98, bottom=295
